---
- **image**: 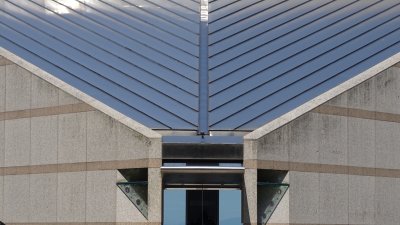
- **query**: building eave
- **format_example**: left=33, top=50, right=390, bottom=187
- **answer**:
left=0, top=47, right=162, bottom=140
left=244, top=52, right=400, bottom=140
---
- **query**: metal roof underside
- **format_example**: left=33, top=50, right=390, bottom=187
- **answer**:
left=1, top=0, right=400, bottom=131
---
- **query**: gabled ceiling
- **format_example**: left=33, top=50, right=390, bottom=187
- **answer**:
left=1, top=0, right=400, bottom=131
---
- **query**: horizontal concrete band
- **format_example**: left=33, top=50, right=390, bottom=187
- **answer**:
left=245, top=160, right=400, bottom=178
left=0, top=158, right=162, bottom=175
left=0, top=103, right=95, bottom=121
left=5, top=223, right=161, bottom=225
left=313, top=105, right=400, bottom=123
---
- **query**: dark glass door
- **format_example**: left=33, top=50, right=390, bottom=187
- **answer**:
left=163, top=189, right=241, bottom=225
left=186, top=190, right=219, bottom=225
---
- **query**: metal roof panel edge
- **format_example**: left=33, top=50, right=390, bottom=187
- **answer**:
left=0, top=47, right=162, bottom=139
left=244, top=52, right=400, bottom=140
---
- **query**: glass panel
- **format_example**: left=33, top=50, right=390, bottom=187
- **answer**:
left=218, top=163, right=243, bottom=167
left=163, top=162, right=187, bottom=167
left=117, top=181, right=148, bottom=219
left=164, top=189, right=242, bottom=225
left=257, top=183, right=289, bottom=225
left=219, top=190, right=241, bottom=225
left=187, top=190, right=219, bottom=225
left=164, top=189, right=186, bottom=225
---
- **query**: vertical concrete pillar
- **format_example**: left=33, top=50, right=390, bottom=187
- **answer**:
left=148, top=168, right=162, bottom=224
left=243, top=139, right=258, bottom=225
left=243, top=168, right=257, bottom=225
left=148, top=138, right=162, bottom=225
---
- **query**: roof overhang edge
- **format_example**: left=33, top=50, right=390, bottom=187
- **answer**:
left=0, top=47, right=161, bottom=139
left=244, top=52, right=400, bottom=140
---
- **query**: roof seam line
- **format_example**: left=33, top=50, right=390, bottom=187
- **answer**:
left=209, top=0, right=395, bottom=89
left=198, top=0, right=209, bottom=134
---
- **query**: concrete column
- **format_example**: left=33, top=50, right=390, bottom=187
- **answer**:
left=148, top=168, right=162, bottom=225
left=243, top=168, right=257, bottom=225
left=243, top=139, right=258, bottom=225
left=148, top=138, right=162, bottom=225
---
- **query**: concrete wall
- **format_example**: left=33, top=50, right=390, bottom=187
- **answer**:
left=0, top=57, right=161, bottom=224
left=249, top=65, right=400, bottom=224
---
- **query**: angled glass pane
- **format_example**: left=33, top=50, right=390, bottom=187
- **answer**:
left=117, top=168, right=148, bottom=219
left=257, top=183, right=289, bottom=225
left=117, top=181, right=148, bottom=219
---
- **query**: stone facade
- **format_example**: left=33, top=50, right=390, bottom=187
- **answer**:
left=245, top=65, right=400, bottom=224
left=0, top=57, right=162, bottom=224
left=2, top=53, right=400, bottom=225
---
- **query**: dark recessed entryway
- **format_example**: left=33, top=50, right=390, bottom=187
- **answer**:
left=163, top=189, right=242, bottom=225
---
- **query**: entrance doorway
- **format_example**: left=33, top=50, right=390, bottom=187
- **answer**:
left=187, top=190, right=218, bottom=225
left=163, top=189, right=242, bottom=225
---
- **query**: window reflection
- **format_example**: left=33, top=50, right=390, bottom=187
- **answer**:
left=164, top=190, right=186, bottom=225
left=44, top=0, right=95, bottom=14
left=219, top=190, right=241, bottom=225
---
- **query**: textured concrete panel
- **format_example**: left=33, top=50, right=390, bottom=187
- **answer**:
left=148, top=168, right=162, bottom=223
left=325, top=92, right=348, bottom=108
left=348, top=118, right=375, bottom=168
left=5, top=64, right=31, bottom=111
left=31, top=115, right=58, bottom=165
left=57, top=171, right=86, bottom=222
left=319, top=114, right=347, bottom=165
left=289, top=172, right=319, bottom=224
left=86, top=170, right=117, bottom=222
left=257, top=125, right=289, bottom=162
left=0, top=121, right=4, bottom=168
left=4, top=175, right=30, bottom=222
left=116, top=171, right=146, bottom=222
left=375, top=121, right=400, bottom=169
left=288, top=113, right=320, bottom=164
left=87, top=111, right=117, bottom=162
left=347, top=77, right=375, bottom=111
left=31, top=75, right=58, bottom=109
left=30, top=173, right=57, bottom=222
left=5, top=118, right=30, bottom=167
left=58, top=89, right=81, bottom=105
left=0, top=175, right=3, bottom=219
left=0, top=56, right=13, bottom=66
left=116, top=122, right=149, bottom=161
left=375, top=68, right=400, bottom=114
left=148, top=138, right=162, bottom=160
left=349, top=175, right=375, bottom=225
left=375, top=177, right=400, bottom=225
left=319, top=173, right=348, bottom=224
left=58, top=112, right=86, bottom=164
left=0, top=65, right=5, bottom=112
left=244, top=139, right=257, bottom=162
left=243, top=169, right=257, bottom=224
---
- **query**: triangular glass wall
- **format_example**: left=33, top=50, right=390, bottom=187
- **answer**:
left=257, top=170, right=289, bottom=224
left=117, top=168, right=148, bottom=219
